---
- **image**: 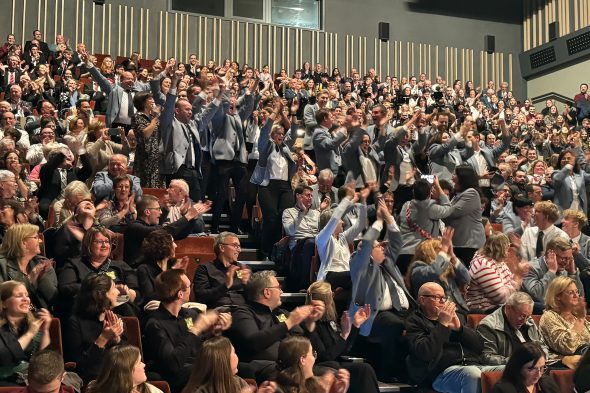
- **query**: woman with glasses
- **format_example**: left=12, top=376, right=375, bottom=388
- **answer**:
left=0, top=280, right=53, bottom=386
left=276, top=335, right=349, bottom=393
left=65, top=273, right=127, bottom=383
left=491, top=342, right=559, bottom=393
left=96, top=176, right=137, bottom=228
left=58, top=226, right=139, bottom=318
left=465, top=233, right=525, bottom=313
left=85, top=121, right=130, bottom=180
left=0, top=223, right=57, bottom=310
left=539, top=276, right=590, bottom=368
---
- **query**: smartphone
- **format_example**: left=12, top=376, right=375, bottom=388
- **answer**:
left=421, top=174, right=435, bottom=184
left=108, top=128, right=119, bottom=137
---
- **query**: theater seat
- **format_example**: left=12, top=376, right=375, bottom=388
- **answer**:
left=142, top=187, right=168, bottom=200
left=550, top=369, right=574, bottom=393
left=48, top=318, right=64, bottom=356
left=481, top=370, right=503, bottom=393
left=122, top=316, right=143, bottom=355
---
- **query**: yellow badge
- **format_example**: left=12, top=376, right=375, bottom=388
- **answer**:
left=185, top=317, right=193, bottom=330
left=105, top=271, right=116, bottom=281
left=277, top=314, right=287, bottom=323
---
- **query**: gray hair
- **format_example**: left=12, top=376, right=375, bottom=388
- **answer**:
left=318, top=168, right=334, bottom=182
left=246, top=270, right=276, bottom=301
left=0, top=169, right=15, bottom=182
left=170, top=179, right=189, bottom=195
left=213, top=231, right=238, bottom=256
left=505, top=291, right=534, bottom=307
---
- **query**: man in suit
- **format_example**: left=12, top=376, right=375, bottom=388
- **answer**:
left=310, top=169, right=339, bottom=210
left=302, top=90, right=329, bottom=159
left=159, top=70, right=223, bottom=203
left=23, top=44, right=48, bottom=69
left=186, top=53, right=201, bottom=78
left=82, top=50, right=148, bottom=131
left=91, top=154, right=142, bottom=203
left=1, top=55, right=23, bottom=92
left=24, top=30, right=51, bottom=59
left=208, top=79, right=255, bottom=234
left=312, top=108, right=347, bottom=179
left=37, top=144, right=92, bottom=219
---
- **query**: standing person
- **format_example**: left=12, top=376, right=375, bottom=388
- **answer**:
left=251, top=101, right=296, bottom=259
left=552, top=147, right=590, bottom=216
left=132, top=91, right=163, bottom=188
left=159, top=70, right=223, bottom=203
left=444, top=165, right=485, bottom=264
left=491, top=342, right=559, bottom=393
left=312, top=108, right=347, bottom=180
left=302, top=90, right=330, bottom=161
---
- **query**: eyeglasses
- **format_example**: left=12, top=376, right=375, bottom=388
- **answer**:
left=266, top=285, right=282, bottom=291
left=526, top=365, right=547, bottom=374
left=221, top=243, right=241, bottom=249
left=92, top=240, right=111, bottom=245
left=557, top=256, right=574, bottom=263
left=25, top=234, right=41, bottom=240
left=146, top=207, right=161, bottom=211
left=563, top=289, right=580, bottom=296
left=421, top=294, right=448, bottom=302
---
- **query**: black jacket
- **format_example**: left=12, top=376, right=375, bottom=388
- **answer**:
left=192, top=259, right=247, bottom=308
left=491, top=376, right=559, bottom=393
left=228, top=301, right=304, bottom=363
left=405, top=309, right=484, bottom=387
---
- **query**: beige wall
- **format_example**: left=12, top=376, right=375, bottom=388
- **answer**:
left=526, top=58, right=590, bottom=102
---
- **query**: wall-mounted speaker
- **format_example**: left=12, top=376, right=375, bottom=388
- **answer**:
left=378, top=22, right=389, bottom=42
left=485, top=35, right=495, bottom=54
left=549, top=22, right=558, bottom=41
left=93, top=0, right=105, bottom=5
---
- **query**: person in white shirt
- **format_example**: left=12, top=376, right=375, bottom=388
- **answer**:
left=520, top=201, right=569, bottom=261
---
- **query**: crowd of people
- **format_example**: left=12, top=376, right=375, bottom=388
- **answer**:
left=1, top=26, right=590, bottom=393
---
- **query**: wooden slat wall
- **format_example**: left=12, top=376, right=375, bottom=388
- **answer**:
left=6, top=0, right=514, bottom=88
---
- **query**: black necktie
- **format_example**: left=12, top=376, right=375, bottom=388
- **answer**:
left=382, top=266, right=402, bottom=311
left=275, top=144, right=280, bottom=153
left=536, top=230, right=544, bottom=258
left=126, top=90, right=134, bottom=118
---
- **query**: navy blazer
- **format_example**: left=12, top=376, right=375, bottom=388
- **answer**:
left=250, top=119, right=297, bottom=186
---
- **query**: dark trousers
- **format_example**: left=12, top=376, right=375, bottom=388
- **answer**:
left=340, top=362, right=380, bottom=393
left=393, top=185, right=413, bottom=216
left=200, top=151, right=213, bottom=200
left=210, top=160, right=248, bottom=233
left=288, top=238, right=316, bottom=292
left=164, top=165, right=201, bottom=203
left=326, top=271, right=352, bottom=316
left=258, top=180, right=294, bottom=256
left=366, top=309, right=409, bottom=382
left=454, top=247, right=478, bottom=267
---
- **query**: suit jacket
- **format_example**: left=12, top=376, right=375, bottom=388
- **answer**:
left=209, top=93, right=254, bottom=164
left=341, top=127, right=383, bottom=185
left=159, top=89, right=220, bottom=175
left=313, top=125, right=346, bottom=175
left=552, top=164, right=590, bottom=215
left=522, top=256, right=584, bottom=305
left=302, top=103, right=319, bottom=150
left=87, top=64, right=149, bottom=127
left=399, top=196, right=451, bottom=255
left=461, top=133, right=511, bottom=175
left=383, top=125, right=428, bottom=190
left=349, top=223, right=416, bottom=336
left=38, top=152, right=92, bottom=218
left=24, top=40, right=51, bottom=57
left=428, top=133, right=465, bottom=182
left=443, top=188, right=486, bottom=249
left=1, top=68, right=22, bottom=90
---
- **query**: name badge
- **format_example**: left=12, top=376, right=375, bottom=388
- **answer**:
left=277, top=314, right=287, bottom=323
left=185, top=318, right=193, bottom=330
left=105, top=271, right=117, bottom=281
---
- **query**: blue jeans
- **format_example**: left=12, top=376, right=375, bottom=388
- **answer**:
left=432, top=365, right=504, bottom=393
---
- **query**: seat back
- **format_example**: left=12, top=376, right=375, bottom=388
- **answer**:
left=122, top=316, right=143, bottom=355
left=175, top=236, right=215, bottom=256
left=110, top=232, right=125, bottom=261
left=43, top=227, right=58, bottom=259
left=481, top=370, right=503, bottom=393
left=142, top=187, right=168, bottom=200
left=148, top=381, right=171, bottom=393
left=48, top=318, right=63, bottom=355
left=467, top=314, right=486, bottom=328
left=550, top=369, right=574, bottom=393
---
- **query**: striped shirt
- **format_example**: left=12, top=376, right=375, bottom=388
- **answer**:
left=466, top=253, right=516, bottom=312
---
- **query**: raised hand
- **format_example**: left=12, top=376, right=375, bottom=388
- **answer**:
left=546, top=250, right=558, bottom=273
left=285, top=305, right=313, bottom=329
left=340, top=311, right=352, bottom=339
left=352, top=304, right=371, bottom=328
left=225, top=264, right=240, bottom=288
left=172, top=256, right=190, bottom=271
left=191, top=310, right=220, bottom=336
left=441, top=227, right=455, bottom=254
left=307, top=300, right=326, bottom=322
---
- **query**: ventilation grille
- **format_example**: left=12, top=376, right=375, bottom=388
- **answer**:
left=529, top=47, right=556, bottom=69
left=567, top=31, right=590, bottom=55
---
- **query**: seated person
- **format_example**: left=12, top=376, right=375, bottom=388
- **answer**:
left=123, top=195, right=205, bottom=265
left=143, top=269, right=231, bottom=392
left=519, top=201, right=568, bottom=261
left=27, top=350, right=77, bottom=393
left=96, top=175, right=137, bottom=228
left=227, top=270, right=324, bottom=378
left=137, top=230, right=188, bottom=309
left=53, top=198, right=96, bottom=267
left=477, top=291, right=554, bottom=366
left=348, top=200, right=415, bottom=382
left=304, top=281, right=379, bottom=393
left=0, top=281, right=52, bottom=386
left=282, top=185, right=324, bottom=291
left=574, top=343, right=590, bottom=393
left=193, top=232, right=251, bottom=308
left=51, top=180, right=91, bottom=228
left=406, top=282, right=501, bottom=392
left=491, top=342, right=560, bottom=393
left=0, top=200, right=27, bottom=243
left=0, top=223, right=57, bottom=310
left=162, top=179, right=206, bottom=234
left=58, top=226, right=140, bottom=317
left=500, top=195, right=534, bottom=236
left=407, top=228, right=470, bottom=315
left=522, top=237, right=584, bottom=309
left=91, top=154, right=142, bottom=204
left=65, top=274, right=126, bottom=383
left=539, top=276, right=590, bottom=369
left=466, top=233, right=524, bottom=313
left=561, top=209, right=590, bottom=263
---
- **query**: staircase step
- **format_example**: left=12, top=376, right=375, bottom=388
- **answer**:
left=377, top=382, right=413, bottom=392
left=239, top=260, right=276, bottom=271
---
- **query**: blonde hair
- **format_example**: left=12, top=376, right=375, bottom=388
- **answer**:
left=544, top=276, right=577, bottom=314
left=479, top=232, right=510, bottom=262
left=62, top=181, right=92, bottom=212
left=563, top=209, right=588, bottom=228
left=0, top=223, right=38, bottom=258
left=305, top=281, right=337, bottom=322
left=407, top=239, right=456, bottom=290
left=534, top=201, right=560, bottom=223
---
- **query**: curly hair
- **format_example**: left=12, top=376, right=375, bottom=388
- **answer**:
left=73, top=273, right=114, bottom=319
left=141, top=230, right=174, bottom=265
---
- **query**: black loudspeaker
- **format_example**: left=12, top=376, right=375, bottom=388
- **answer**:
left=378, top=22, right=389, bottom=42
left=93, top=0, right=105, bottom=5
left=485, top=35, right=495, bottom=54
left=549, top=22, right=558, bottom=41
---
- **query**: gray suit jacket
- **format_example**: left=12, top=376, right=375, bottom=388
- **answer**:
left=302, top=103, right=319, bottom=150
left=383, top=126, right=427, bottom=190
left=443, top=188, right=486, bottom=249
left=522, top=256, right=584, bottom=305
left=399, top=196, right=451, bottom=255
left=312, top=126, right=346, bottom=176
left=310, top=183, right=339, bottom=210
left=461, top=134, right=511, bottom=174
left=428, top=134, right=464, bottom=182
left=552, top=161, right=590, bottom=215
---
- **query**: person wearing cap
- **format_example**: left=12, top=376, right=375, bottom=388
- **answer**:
left=501, top=196, right=534, bottom=235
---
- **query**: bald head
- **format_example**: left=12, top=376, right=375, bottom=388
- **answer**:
left=418, top=282, right=443, bottom=297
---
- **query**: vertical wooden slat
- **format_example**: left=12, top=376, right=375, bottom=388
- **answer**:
left=81, top=0, right=86, bottom=48
left=480, top=51, right=484, bottom=88
left=387, top=40, right=390, bottom=76
left=334, top=33, right=338, bottom=73
left=159, top=11, right=162, bottom=59
left=74, top=0, right=79, bottom=46
left=363, top=37, right=367, bottom=76
left=445, top=46, right=449, bottom=83
left=411, top=42, right=414, bottom=76
left=378, top=39, right=382, bottom=78
left=130, top=6, right=134, bottom=55
left=139, top=8, right=143, bottom=57
left=124, top=5, right=128, bottom=56
left=107, top=4, right=111, bottom=55
left=408, top=42, right=412, bottom=78
left=12, top=0, right=16, bottom=36
left=435, top=45, right=439, bottom=79
left=43, top=0, right=47, bottom=38
left=91, top=2, right=95, bottom=54
left=258, top=24, right=262, bottom=71
left=454, top=48, right=458, bottom=83
left=185, top=14, right=188, bottom=62
left=177, top=12, right=181, bottom=60
left=358, top=36, right=362, bottom=75
left=117, top=5, right=121, bottom=56
left=60, top=0, right=64, bottom=35
left=145, top=9, right=149, bottom=59
left=165, top=11, right=169, bottom=60
left=508, top=53, right=513, bottom=90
